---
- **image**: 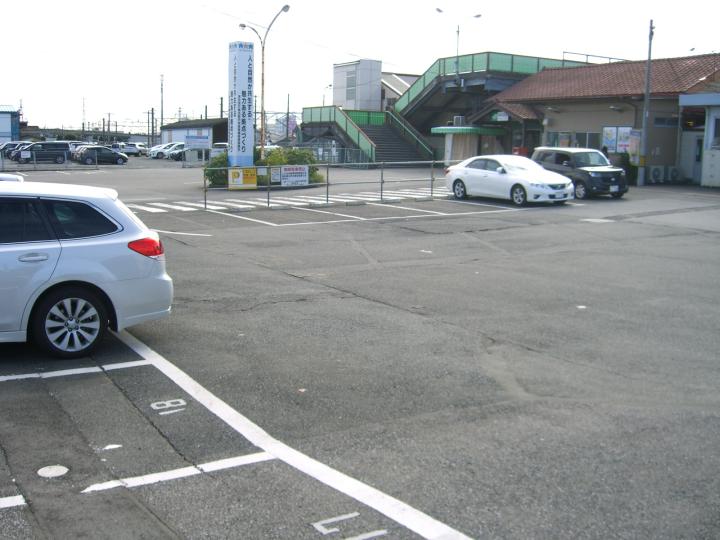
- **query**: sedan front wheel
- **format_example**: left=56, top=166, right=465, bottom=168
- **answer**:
left=511, top=184, right=527, bottom=206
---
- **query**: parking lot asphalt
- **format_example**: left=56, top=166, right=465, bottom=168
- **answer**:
left=2, top=166, right=720, bottom=539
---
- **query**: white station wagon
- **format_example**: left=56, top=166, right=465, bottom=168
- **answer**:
left=0, top=182, right=173, bottom=358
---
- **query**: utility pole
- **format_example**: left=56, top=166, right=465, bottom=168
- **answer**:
left=160, top=74, right=164, bottom=134
left=220, top=97, right=224, bottom=118
left=102, top=118, right=106, bottom=143
left=286, top=94, right=290, bottom=140
left=205, top=105, right=208, bottom=120
left=146, top=110, right=151, bottom=147
left=638, top=19, right=655, bottom=187
left=107, top=113, right=112, bottom=142
left=151, top=108, right=155, bottom=146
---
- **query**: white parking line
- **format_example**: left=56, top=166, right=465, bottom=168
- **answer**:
left=0, top=495, right=26, bottom=509
left=0, top=360, right=152, bottom=382
left=115, top=330, right=471, bottom=540
left=82, top=452, right=275, bottom=493
left=367, top=202, right=447, bottom=215
left=154, top=229, right=214, bottom=237
left=295, top=207, right=367, bottom=220
left=204, top=209, right=279, bottom=226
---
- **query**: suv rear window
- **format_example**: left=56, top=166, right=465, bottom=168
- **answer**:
left=42, top=199, right=119, bottom=239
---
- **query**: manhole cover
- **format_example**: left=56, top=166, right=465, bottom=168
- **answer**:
left=37, top=465, right=69, bottom=478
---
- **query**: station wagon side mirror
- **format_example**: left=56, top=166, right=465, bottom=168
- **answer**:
left=496, top=167, right=506, bottom=174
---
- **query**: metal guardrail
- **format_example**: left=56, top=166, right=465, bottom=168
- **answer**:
left=302, top=106, right=376, bottom=162
left=201, top=159, right=463, bottom=210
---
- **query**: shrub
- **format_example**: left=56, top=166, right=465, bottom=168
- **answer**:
left=203, top=147, right=324, bottom=188
left=204, top=153, right=229, bottom=187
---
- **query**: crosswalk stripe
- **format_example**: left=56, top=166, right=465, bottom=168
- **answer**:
left=148, top=203, right=197, bottom=211
left=126, top=204, right=168, bottom=213
left=174, top=201, right=229, bottom=210
left=260, top=197, right=310, bottom=206
left=217, top=201, right=255, bottom=210
left=225, top=198, right=284, bottom=208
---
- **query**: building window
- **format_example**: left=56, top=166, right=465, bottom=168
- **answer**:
left=346, top=70, right=356, bottom=101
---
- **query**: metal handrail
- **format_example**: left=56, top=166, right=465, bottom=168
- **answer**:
left=385, top=110, right=434, bottom=159
left=302, top=106, right=376, bottom=162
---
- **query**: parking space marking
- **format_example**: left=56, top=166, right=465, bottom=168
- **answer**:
left=154, top=229, right=213, bottom=237
left=115, top=330, right=472, bottom=540
left=0, top=495, right=26, bottom=510
left=0, top=359, right=152, bottom=383
left=204, top=209, right=280, bottom=226
left=82, top=451, right=275, bottom=493
left=367, top=202, right=447, bottom=215
left=296, top=207, right=367, bottom=220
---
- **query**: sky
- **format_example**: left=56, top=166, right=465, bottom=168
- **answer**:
left=3, top=0, right=717, bottom=133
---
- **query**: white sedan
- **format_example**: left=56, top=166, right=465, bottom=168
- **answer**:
left=445, top=154, right=574, bottom=206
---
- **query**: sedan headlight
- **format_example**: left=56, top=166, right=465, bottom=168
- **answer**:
left=566, top=183, right=573, bottom=189
left=589, top=172, right=601, bottom=177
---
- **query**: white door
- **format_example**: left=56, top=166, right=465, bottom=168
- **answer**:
left=0, top=198, right=61, bottom=332
left=463, top=158, right=490, bottom=196
left=680, top=132, right=703, bottom=184
left=481, top=158, right=509, bottom=198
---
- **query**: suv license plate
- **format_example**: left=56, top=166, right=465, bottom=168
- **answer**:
left=610, top=185, right=619, bottom=193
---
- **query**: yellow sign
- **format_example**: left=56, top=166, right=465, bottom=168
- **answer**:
left=228, top=167, right=257, bottom=190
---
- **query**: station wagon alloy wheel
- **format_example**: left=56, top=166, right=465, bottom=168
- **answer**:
left=32, top=288, right=108, bottom=358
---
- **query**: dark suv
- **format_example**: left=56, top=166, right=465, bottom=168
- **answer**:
left=531, top=147, right=628, bottom=199
left=16, top=142, right=71, bottom=164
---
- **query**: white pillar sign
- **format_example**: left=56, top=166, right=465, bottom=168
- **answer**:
left=228, top=41, right=254, bottom=169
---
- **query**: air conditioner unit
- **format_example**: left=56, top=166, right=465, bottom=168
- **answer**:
left=453, top=116, right=465, bottom=126
left=648, top=166, right=665, bottom=183
left=667, top=166, right=682, bottom=183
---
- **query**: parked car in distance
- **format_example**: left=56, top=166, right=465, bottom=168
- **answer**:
left=1, top=141, right=31, bottom=158
left=166, top=143, right=186, bottom=160
left=209, top=142, right=229, bottom=158
left=9, top=143, right=33, bottom=161
left=531, top=147, right=628, bottom=199
left=0, top=173, right=23, bottom=182
left=0, top=181, right=173, bottom=358
left=122, top=142, right=141, bottom=156
left=162, top=142, right=185, bottom=159
left=78, top=145, right=128, bottom=165
left=135, top=142, right=148, bottom=156
left=445, top=154, right=574, bottom=206
left=149, top=142, right=178, bottom=159
left=15, top=141, right=71, bottom=164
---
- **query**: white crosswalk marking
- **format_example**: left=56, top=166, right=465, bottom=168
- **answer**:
left=174, top=201, right=229, bottom=210
left=217, top=201, right=255, bottom=210
left=225, top=198, right=284, bottom=208
left=125, top=187, right=453, bottom=215
left=148, top=202, right=197, bottom=211
left=126, top=204, right=168, bottom=213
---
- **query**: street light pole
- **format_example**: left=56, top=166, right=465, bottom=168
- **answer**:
left=435, top=8, right=481, bottom=83
left=240, top=4, right=290, bottom=161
